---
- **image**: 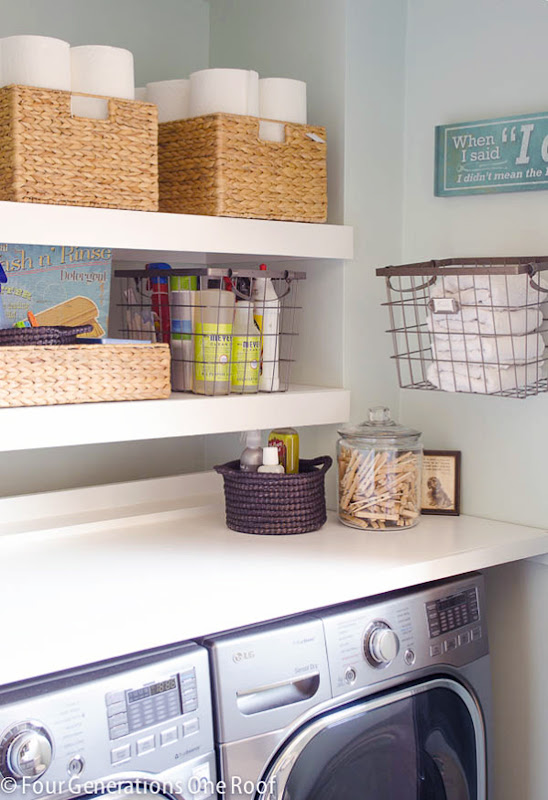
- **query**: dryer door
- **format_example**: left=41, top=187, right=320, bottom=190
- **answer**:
left=260, top=677, right=486, bottom=800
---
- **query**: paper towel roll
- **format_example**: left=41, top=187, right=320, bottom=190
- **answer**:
left=146, top=79, right=189, bottom=123
left=71, top=45, right=134, bottom=119
left=0, top=35, right=71, bottom=91
left=259, top=77, right=307, bottom=124
left=189, top=68, right=259, bottom=117
left=135, top=86, right=147, bottom=101
left=247, top=70, right=259, bottom=116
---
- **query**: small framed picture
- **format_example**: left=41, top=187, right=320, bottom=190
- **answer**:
left=421, top=450, right=461, bottom=516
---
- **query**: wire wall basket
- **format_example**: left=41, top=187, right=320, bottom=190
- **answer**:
left=114, top=266, right=305, bottom=395
left=376, top=257, right=548, bottom=399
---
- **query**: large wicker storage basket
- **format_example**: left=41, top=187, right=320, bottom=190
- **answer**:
left=158, top=113, right=327, bottom=222
left=0, top=85, right=159, bottom=211
left=0, top=343, right=170, bottom=407
left=214, top=456, right=332, bottom=535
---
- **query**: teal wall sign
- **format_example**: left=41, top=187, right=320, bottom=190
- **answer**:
left=435, top=111, right=548, bottom=196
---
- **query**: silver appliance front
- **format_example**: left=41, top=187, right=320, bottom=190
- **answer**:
left=205, top=573, right=492, bottom=800
left=0, top=643, right=216, bottom=800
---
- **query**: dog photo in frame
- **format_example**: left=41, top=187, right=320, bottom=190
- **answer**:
left=421, top=450, right=461, bottom=516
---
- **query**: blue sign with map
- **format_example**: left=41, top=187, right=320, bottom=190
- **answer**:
left=435, top=111, right=548, bottom=196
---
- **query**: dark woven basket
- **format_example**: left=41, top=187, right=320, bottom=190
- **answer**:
left=0, top=324, right=93, bottom=346
left=214, top=456, right=332, bottom=535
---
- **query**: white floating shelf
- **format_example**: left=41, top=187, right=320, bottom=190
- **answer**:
left=0, top=385, right=350, bottom=452
left=0, top=202, right=353, bottom=263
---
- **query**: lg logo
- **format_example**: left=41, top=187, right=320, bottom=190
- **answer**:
left=232, top=650, right=255, bottom=663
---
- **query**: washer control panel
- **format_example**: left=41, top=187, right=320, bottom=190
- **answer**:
left=0, top=644, right=215, bottom=799
left=319, top=574, right=488, bottom=698
left=105, top=669, right=197, bottom=741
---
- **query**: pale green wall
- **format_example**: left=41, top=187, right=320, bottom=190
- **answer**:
left=344, top=0, right=406, bottom=422
left=400, top=0, right=548, bottom=529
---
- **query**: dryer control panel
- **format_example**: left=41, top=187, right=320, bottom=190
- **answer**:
left=320, top=574, right=489, bottom=698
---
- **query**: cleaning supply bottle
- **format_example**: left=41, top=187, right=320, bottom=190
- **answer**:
left=146, top=262, right=171, bottom=344
left=231, top=301, right=260, bottom=393
left=252, top=264, right=280, bottom=392
left=0, top=263, right=7, bottom=328
left=258, top=446, right=285, bottom=473
left=240, top=430, right=263, bottom=472
left=268, top=427, right=299, bottom=474
left=194, top=288, right=235, bottom=395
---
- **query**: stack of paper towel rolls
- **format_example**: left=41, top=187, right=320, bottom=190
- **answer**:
left=142, top=68, right=307, bottom=134
left=0, top=35, right=137, bottom=120
left=0, top=35, right=309, bottom=132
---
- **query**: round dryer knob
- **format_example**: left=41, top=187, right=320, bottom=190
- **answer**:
left=4, top=727, right=53, bottom=781
left=366, top=623, right=400, bottom=666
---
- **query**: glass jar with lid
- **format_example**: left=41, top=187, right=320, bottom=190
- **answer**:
left=337, top=406, right=423, bottom=530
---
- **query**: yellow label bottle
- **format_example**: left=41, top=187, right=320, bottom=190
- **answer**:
left=268, top=428, right=299, bottom=474
left=193, top=289, right=235, bottom=395
left=231, top=301, right=260, bottom=393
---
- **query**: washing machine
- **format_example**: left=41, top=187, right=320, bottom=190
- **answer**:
left=0, top=642, right=216, bottom=800
left=204, top=573, right=492, bottom=799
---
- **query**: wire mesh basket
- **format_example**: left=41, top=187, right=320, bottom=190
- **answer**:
left=376, top=257, right=548, bottom=399
left=114, top=266, right=305, bottom=395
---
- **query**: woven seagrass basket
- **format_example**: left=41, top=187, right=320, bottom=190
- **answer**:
left=0, top=343, right=170, bottom=407
left=0, top=85, right=158, bottom=211
left=214, top=456, right=332, bottom=535
left=158, top=113, right=327, bottom=222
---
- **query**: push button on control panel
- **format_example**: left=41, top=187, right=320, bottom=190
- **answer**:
left=458, top=631, right=471, bottom=647
left=160, top=727, right=178, bottom=747
left=344, top=667, right=357, bottom=684
left=404, top=649, right=416, bottom=666
left=106, top=690, right=129, bottom=740
left=67, top=757, right=84, bottom=777
left=107, top=702, right=127, bottom=718
left=111, top=744, right=131, bottom=765
left=444, top=637, right=458, bottom=653
left=180, top=669, right=199, bottom=714
left=183, top=718, right=200, bottom=737
left=136, top=735, right=155, bottom=756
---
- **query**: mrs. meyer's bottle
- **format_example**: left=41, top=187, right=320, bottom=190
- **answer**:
left=231, top=301, right=260, bottom=393
left=194, top=289, right=235, bottom=395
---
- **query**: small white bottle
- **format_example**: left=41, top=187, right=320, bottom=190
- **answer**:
left=240, top=430, right=263, bottom=472
left=252, top=264, right=280, bottom=392
left=258, top=446, right=285, bottom=473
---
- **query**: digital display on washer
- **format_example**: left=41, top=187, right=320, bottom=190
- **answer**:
left=426, top=587, right=479, bottom=638
left=124, top=677, right=182, bottom=734
left=127, top=678, right=177, bottom=703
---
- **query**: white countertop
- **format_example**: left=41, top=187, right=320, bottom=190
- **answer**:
left=2, top=471, right=548, bottom=688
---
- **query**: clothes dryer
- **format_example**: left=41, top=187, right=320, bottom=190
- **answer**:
left=204, top=573, right=491, bottom=799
